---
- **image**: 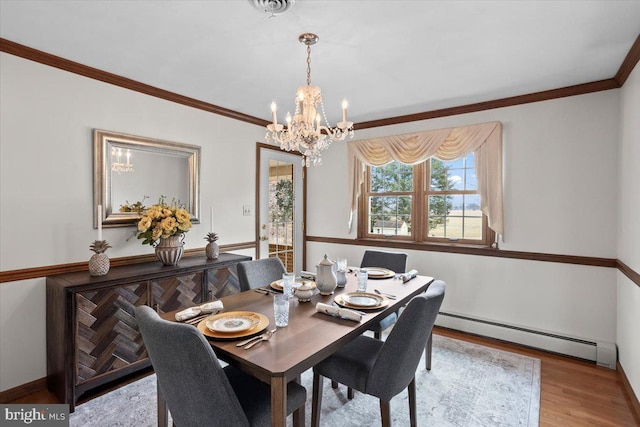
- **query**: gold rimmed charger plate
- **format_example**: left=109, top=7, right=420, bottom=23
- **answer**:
left=361, top=267, right=395, bottom=279
left=270, top=279, right=317, bottom=291
left=197, top=311, right=269, bottom=340
left=334, top=292, right=389, bottom=310
left=206, top=313, right=261, bottom=333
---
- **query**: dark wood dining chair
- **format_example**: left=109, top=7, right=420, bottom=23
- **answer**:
left=237, top=257, right=287, bottom=292
left=134, top=305, right=306, bottom=427
left=311, top=280, right=446, bottom=427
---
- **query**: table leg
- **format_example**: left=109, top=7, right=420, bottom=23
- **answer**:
left=292, top=375, right=305, bottom=427
left=271, top=376, right=287, bottom=427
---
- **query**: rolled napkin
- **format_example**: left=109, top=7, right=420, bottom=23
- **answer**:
left=175, top=300, right=224, bottom=321
left=315, top=302, right=362, bottom=322
left=400, top=269, right=418, bottom=283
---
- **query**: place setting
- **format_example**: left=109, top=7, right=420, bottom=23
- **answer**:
left=196, top=311, right=270, bottom=342
left=358, top=267, right=396, bottom=279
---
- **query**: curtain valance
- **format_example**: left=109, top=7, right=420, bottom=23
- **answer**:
left=348, top=121, right=503, bottom=237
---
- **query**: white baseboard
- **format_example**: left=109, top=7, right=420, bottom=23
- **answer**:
left=436, top=311, right=617, bottom=369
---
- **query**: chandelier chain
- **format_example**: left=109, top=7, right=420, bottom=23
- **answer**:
left=306, top=44, right=312, bottom=86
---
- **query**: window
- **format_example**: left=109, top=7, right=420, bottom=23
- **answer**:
left=367, top=162, right=414, bottom=238
left=360, top=153, right=494, bottom=246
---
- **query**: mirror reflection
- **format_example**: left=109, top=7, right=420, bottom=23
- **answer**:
left=94, top=130, right=200, bottom=228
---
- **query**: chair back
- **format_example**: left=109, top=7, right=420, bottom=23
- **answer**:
left=360, top=250, right=407, bottom=273
left=367, top=280, right=445, bottom=401
left=237, top=257, right=287, bottom=292
left=134, top=306, right=250, bottom=427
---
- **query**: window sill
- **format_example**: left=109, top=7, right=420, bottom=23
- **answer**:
left=357, top=237, right=497, bottom=252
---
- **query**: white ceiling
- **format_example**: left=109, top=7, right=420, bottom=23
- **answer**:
left=1, top=1, right=639, bottom=125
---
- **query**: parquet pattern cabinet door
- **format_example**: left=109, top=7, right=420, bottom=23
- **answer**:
left=152, top=272, right=204, bottom=314
left=75, top=283, right=148, bottom=384
left=206, top=265, right=241, bottom=298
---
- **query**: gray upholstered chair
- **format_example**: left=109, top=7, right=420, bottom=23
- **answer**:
left=237, top=257, right=287, bottom=292
left=360, top=249, right=408, bottom=275
left=134, top=305, right=306, bottom=427
left=311, top=280, right=446, bottom=427
left=359, top=249, right=434, bottom=370
left=360, top=250, right=408, bottom=340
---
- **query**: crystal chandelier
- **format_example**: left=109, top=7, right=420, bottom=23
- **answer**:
left=266, top=33, right=354, bottom=167
left=111, top=147, right=134, bottom=173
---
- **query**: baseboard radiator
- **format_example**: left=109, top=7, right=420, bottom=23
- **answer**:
left=436, top=311, right=617, bottom=369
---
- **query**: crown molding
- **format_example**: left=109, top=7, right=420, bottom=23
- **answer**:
left=0, top=38, right=269, bottom=127
left=354, top=79, right=618, bottom=130
left=615, top=34, right=640, bottom=87
left=2, top=34, right=638, bottom=131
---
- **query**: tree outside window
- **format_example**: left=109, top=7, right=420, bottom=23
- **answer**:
left=361, top=153, right=492, bottom=245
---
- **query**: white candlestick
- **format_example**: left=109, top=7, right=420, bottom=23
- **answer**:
left=210, top=206, right=214, bottom=233
left=341, top=99, right=348, bottom=123
left=97, top=204, right=103, bottom=241
left=270, top=102, right=278, bottom=126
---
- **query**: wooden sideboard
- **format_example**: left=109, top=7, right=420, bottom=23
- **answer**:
left=46, top=253, right=251, bottom=410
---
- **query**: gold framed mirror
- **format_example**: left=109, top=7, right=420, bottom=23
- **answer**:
left=94, top=129, right=200, bottom=228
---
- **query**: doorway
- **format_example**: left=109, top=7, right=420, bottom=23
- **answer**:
left=257, top=145, right=304, bottom=273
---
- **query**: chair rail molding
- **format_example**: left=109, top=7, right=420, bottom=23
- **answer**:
left=0, top=241, right=256, bottom=284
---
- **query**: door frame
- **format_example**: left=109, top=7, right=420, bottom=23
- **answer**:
left=255, top=143, right=307, bottom=271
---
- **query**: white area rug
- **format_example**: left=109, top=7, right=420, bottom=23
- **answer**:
left=70, top=335, right=540, bottom=426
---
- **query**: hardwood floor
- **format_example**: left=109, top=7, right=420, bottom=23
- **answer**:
left=6, top=327, right=639, bottom=426
left=435, top=327, right=639, bottom=427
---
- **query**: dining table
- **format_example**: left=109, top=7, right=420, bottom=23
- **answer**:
left=159, top=272, right=435, bottom=427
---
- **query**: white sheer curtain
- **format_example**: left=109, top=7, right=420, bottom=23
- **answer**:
left=348, top=121, right=503, bottom=238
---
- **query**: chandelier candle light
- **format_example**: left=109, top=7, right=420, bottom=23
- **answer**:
left=266, top=33, right=354, bottom=167
left=111, top=147, right=134, bottom=173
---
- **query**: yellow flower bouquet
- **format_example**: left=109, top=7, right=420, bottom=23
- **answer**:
left=137, top=196, right=192, bottom=246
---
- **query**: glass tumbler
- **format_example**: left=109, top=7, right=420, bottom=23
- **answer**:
left=357, top=271, right=368, bottom=292
left=282, top=272, right=295, bottom=298
left=273, top=294, right=290, bottom=327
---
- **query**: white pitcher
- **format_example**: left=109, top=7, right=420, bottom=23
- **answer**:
left=316, top=254, right=338, bottom=295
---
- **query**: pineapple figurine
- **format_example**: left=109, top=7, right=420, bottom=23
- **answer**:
left=204, top=232, right=219, bottom=260
left=89, top=240, right=112, bottom=276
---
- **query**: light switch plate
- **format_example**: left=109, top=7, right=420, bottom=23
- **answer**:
left=243, top=205, right=251, bottom=216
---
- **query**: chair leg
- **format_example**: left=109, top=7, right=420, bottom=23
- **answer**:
left=157, top=380, right=169, bottom=427
left=408, top=377, right=417, bottom=427
left=311, top=373, right=324, bottom=427
left=380, top=400, right=392, bottom=427
left=331, top=380, right=339, bottom=389
left=425, top=331, right=433, bottom=370
left=347, top=387, right=354, bottom=400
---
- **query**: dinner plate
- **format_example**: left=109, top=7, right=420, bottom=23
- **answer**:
left=270, top=279, right=317, bottom=291
left=334, top=292, right=389, bottom=310
left=206, top=313, right=260, bottom=333
left=360, top=267, right=395, bottom=279
left=197, top=311, right=269, bottom=340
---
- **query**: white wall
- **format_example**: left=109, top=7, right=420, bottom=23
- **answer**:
left=307, top=90, right=620, bottom=358
left=0, top=53, right=263, bottom=391
left=617, top=63, right=640, bottom=400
